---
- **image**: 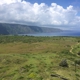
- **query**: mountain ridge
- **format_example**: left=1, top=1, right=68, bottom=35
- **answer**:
left=0, top=23, right=62, bottom=35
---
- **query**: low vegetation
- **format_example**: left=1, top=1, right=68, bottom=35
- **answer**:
left=59, top=59, right=68, bottom=67
left=0, top=35, right=80, bottom=80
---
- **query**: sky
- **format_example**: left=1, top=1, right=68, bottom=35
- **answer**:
left=0, top=0, right=80, bottom=30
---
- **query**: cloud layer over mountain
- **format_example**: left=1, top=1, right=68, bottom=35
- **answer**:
left=0, top=0, right=80, bottom=27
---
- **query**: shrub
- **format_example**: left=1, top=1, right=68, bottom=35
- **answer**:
left=75, top=59, right=80, bottom=65
left=59, top=59, right=68, bottom=67
left=28, top=73, right=36, bottom=79
left=18, top=76, right=24, bottom=79
left=77, top=52, right=80, bottom=55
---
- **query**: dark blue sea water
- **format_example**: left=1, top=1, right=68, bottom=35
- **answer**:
left=21, top=31, right=80, bottom=37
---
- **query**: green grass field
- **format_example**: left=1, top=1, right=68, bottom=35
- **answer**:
left=0, top=36, right=80, bottom=80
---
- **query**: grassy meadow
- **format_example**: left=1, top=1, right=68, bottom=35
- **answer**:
left=0, top=35, right=80, bottom=80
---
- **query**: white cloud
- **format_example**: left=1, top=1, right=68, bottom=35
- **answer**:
left=0, top=0, right=21, bottom=5
left=0, top=0, right=80, bottom=27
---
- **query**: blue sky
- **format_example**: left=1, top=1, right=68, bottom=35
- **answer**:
left=26, top=0, right=80, bottom=16
left=0, top=0, right=80, bottom=30
left=26, top=0, right=80, bottom=8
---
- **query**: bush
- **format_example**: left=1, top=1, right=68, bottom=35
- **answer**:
left=75, top=59, right=80, bottom=65
left=77, top=52, right=80, bottom=55
left=28, top=73, right=36, bottom=79
left=59, top=59, right=68, bottom=67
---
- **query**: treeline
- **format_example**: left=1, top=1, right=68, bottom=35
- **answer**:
left=0, top=35, right=80, bottom=44
left=0, top=35, right=49, bottom=43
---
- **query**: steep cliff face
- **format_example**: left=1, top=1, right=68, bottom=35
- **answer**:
left=0, top=23, right=62, bottom=35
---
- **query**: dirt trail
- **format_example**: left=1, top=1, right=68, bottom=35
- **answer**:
left=70, top=46, right=74, bottom=54
left=70, top=42, right=80, bottom=55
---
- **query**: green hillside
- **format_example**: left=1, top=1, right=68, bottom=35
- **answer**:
left=0, top=36, right=80, bottom=80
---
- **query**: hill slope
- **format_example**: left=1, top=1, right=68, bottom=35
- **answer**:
left=0, top=23, right=62, bottom=35
left=0, top=36, right=80, bottom=80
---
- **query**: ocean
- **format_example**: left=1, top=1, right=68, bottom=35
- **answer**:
left=26, top=31, right=80, bottom=37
